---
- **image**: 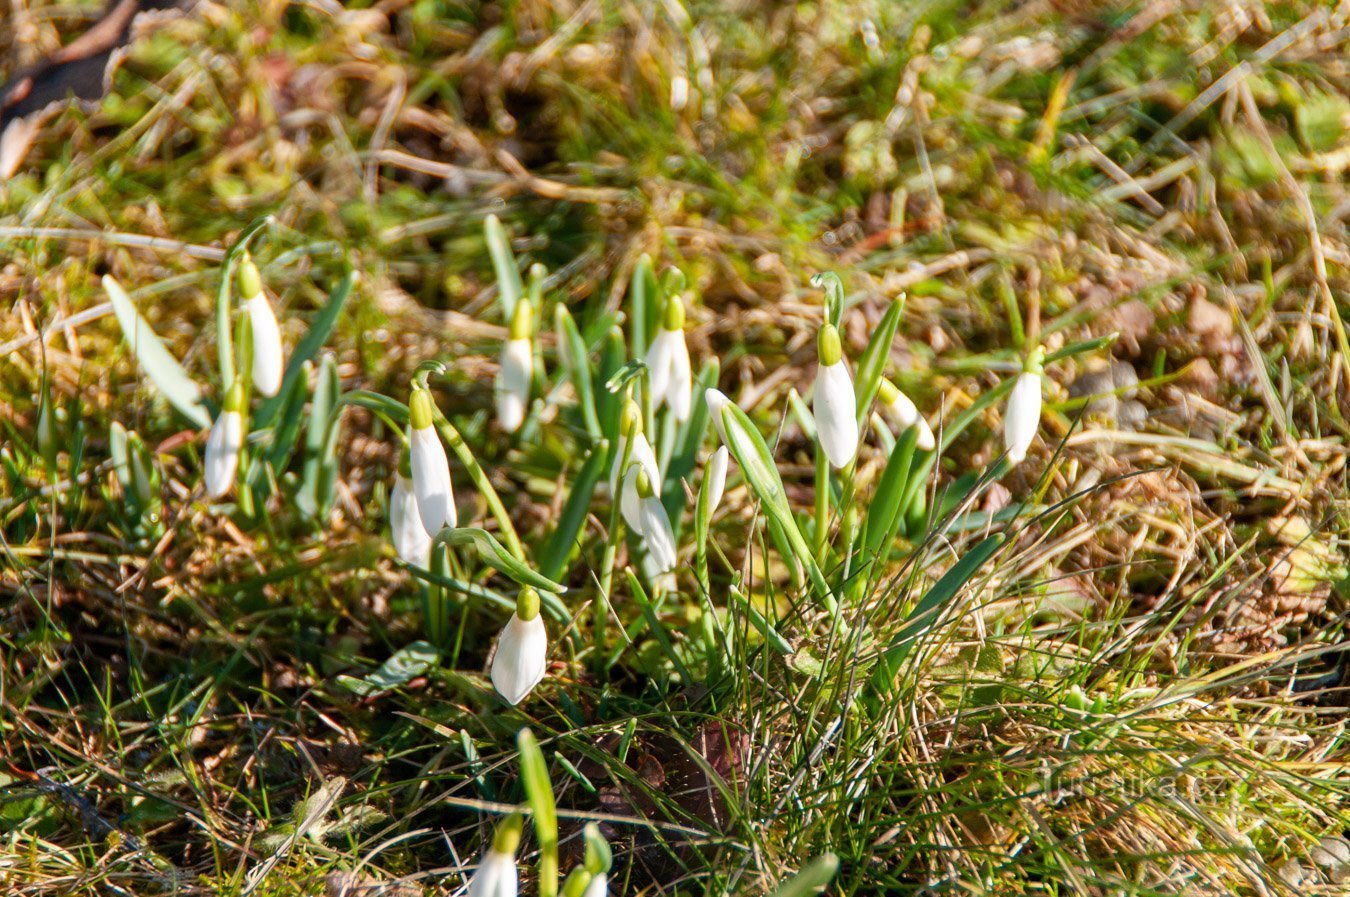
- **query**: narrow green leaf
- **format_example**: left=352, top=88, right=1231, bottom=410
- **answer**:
left=629, top=255, right=656, bottom=361
left=626, top=570, right=693, bottom=683
left=720, top=404, right=834, bottom=610
left=103, top=276, right=211, bottom=427
left=853, top=296, right=905, bottom=418
left=595, top=327, right=627, bottom=436
left=729, top=587, right=793, bottom=655
left=771, top=853, right=839, bottom=897
left=870, top=534, right=1004, bottom=693
left=539, top=441, right=609, bottom=580
left=485, top=214, right=524, bottom=321
left=255, top=270, right=353, bottom=428
left=554, top=304, right=601, bottom=437
left=860, top=424, right=919, bottom=558
left=1044, top=333, right=1118, bottom=365
left=297, top=353, right=340, bottom=519
left=517, top=729, right=558, bottom=897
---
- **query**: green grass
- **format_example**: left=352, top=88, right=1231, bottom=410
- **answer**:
left=3, top=1, right=1350, bottom=894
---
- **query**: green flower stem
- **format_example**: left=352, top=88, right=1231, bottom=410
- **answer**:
left=813, top=445, right=830, bottom=563
left=431, top=408, right=525, bottom=562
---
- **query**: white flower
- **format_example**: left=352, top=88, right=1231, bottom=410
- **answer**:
left=583, top=872, right=608, bottom=897
left=203, top=409, right=243, bottom=499
left=491, top=606, right=548, bottom=706
left=813, top=324, right=858, bottom=469
left=390, top=473, right=432, bottom=566
left=880, top=380, right=935, bottom=451
left=617, top=433, right=661, bottom=528
left=638, top=494, right=678, bottom=573
left=247, top=294, right=284, bottom=397
left=467, top=849, right=518, bottom=897
left=704, top=388, right=732, bottom=442
left=646, top=296, right=692, bottom=421
left=1003, top=370, right=1043, bottom=464
left=670, top=73, right=690, bottom=111
left=496, top=300, right=534, bottom=433
left=705, top=445, right=729, bottom=514
left=409, top=390, right=456, bottom=534
left=495, top=337, right=532, bottom=433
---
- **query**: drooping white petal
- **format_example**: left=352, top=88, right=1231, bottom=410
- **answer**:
left=390, top=474, right=433, bottom=566
left=490, top=612, right=548, bottom=705
left=705, top=445, right=729, bottom=514
left=813, top=360, right=859, bottom=468
left=247, top=294, right=284, bottom=397
left=637, top=495, right=678, bottom=573
left=410, top=424, right=456, bottom=533
left=1003, top=371, right=1043, bottom=464
left=887, top=391, right=936, bottom=451
left=666, top=331, right=692, bottom=421
left=467, top=849, right=519, bottom=897
left=705, top=388, right=732, bottom=442
left=495, top=337, right=533, bottom=433
left=583, top=872, right=608, bottom=897
left=646, top=330, right=677, bottom=408
left=618, top=434, right=661, bottom=529
left=203, top=410, right=243, bottom=499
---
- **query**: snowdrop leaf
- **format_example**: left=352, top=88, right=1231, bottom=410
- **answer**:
left=629, top=254, right=657, bottom=360
left=720, top=403, right=834, bottom=609
left=255, top=270, right=354, bottom=429
left=770, top=852, right=839, bottom=897
left=539, top=440, right=609, bottom=580
left=870, top=534, right=1004, bottom=695
left=485, top=214, right=524, bottom=320
left=517, top=729, right=559, bottom=895
left=214, top=216, right=271, bottom=387
left=1044, top=332, right=1118, bottom=365
left=554, top=304, right=601, bottom=437
left=860, top=423, right=919, bottom=559
left=626, top=570, right=693, bottom=682
left=103, top=275, right=211, bottom=428
left=729, top=587, right=793, bottom=655
left=337, top=641, right=440, bottom=696
left=297, top=353, right=340, bottom=520
left=594, top=327, right=627, bottom=437
left=853, top=296, right=905, bottom=418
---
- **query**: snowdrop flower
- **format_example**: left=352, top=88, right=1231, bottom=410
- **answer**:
left=467, top=813, right=523, bottom=897
left=238, top=257, right=284, bottom=398
left=389, top=451, right=432, bottom=567
left=408, top=387, right=457, bottom=534
left=495, top=299, right=533, bottom=433
left=628, top=467, right=677, bottom=575
left=813, top=323, right=859, bottom=469
left=878, top=379, right=935, bottom=451
left=1003, top=348, right=1045, bottom=465
left=670, top=73, right=690, bottom=112
left=491, top=588, right=548, bottom=705
left=704, top=387, right=732, bottom=442
left=204, top=380, right=246, bottom=499
left=609, top=400, right=659, bottom=503
left=582, top=872, right=608, bottom=897
left=646, top=295, right=692, bottom=421
left=704, top=445, right=729, bottom=514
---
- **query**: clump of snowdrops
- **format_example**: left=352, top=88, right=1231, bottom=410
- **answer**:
left=103, top=215, right=1107, bottom=894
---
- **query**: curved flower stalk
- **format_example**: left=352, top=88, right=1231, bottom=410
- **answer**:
left=496, top=298, right=534, bottom=433
left=646, top=295, right=692, bottom=421
left=468, top=813, right=523, bottom=897
left=878, top=379, right=935, bottom=451
left=705, top=444, right=730, bottom=515
left=238, top=257, right=284, bottom=398
left=491, top=587, right=548, bottom=705
left=389, top=449, right=432, bottom=567
left=1003, top=348, right=1045, bottom=465
left=408, top=386, right=457, bottom=534
left=203, top=380, right=246, bottom=499
left=813, top=323, right=859, bottom=469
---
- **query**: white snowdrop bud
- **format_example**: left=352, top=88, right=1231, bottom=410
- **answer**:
left=203, top=381, right=246, bottom=499
left=490, top=588, right=547, bottom=706
left=496, top=300, right=534, bottom=433
left=813, top=324, right=859, bottom=468
left=1003, top=349, right=1045, bottom=465
left=239, top=259, right=284, bottom=398
left=879, top=379, right=935, bottom=451
left=408, top=388, right=457, bottom=533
